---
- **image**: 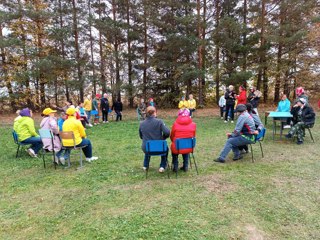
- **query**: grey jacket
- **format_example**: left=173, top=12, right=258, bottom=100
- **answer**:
left=139, top=116, right=170, bottom=152
left=232, top=111, right=256, bottom=137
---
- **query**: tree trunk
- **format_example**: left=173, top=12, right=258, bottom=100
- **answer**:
left=143, top=4, right=147, bottom=99
left=242, top=0, right=247, bottom=72
left=214, top=0, right=220, bottom=104
left=112, top=0, right=121, bottom=99
left=126, top=0, right=133, bottom=107
left=98, top=0, right=106, bottom=94
left=197, top=0, right=204, bottom=106
left=88, top=0, right=96, bottom=94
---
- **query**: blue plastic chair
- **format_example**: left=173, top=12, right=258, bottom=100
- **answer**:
left=145, top=140, right=169, bottom=179
left=12, top=130, right=30, bottom=158
left=38, top=129, right=57, bottom=169
left=249, top=128, right=266, bottom=162
left=175, top=137, right=198, bottom=177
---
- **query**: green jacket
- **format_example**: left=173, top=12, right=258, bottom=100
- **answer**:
left=13, top=116, right=39, bottom=142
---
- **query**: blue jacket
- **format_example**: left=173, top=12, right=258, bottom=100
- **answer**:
left=277, top=99, right=291, bottom=112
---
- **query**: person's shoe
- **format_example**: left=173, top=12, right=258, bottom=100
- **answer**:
left=27, top=148, right=37, bottom=158
left=59, top=157, right=66, bottom=165
left=172, top=167, right=178, bottom=173
left=231, top=121, right=234, bottom=123
left=103, top=121, right=106, bottom=123
left=285, top=133, right=292, bottom=139
left=224, top=120, right=228, bottom=123
left=88, top=124, right=93, bottom=127
left=180, top=166, right=188, bottom=172
left=106, top=121, right=109, bottom=123
left=85, top=158, right=92, bottom=162
left=142, top=167, right=148, bottom=171
left=233, top=155, right=243, bottom=161
left=214, top=158, right=225, bottom=163
left=297, top=141, right=303, bottom=145
left=90, top=156, right=98, bottom=161
left=240, top=149, right=247, bottom=155
left=159, top=167, right=165, bottom=173
left=283, top=125, right=291, bottom=129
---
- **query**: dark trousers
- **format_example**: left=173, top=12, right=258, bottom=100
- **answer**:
left=144, top=154, right=167, bottom=168
left=225, top=104, right=235, bottom=121
left=220, top=107, right=225, bottom=118
left=115, top=111, right=122, bottom=121
left=189, top=109, right=195, bottom=117
left=102, top=111, right=108, bottom=122
left=172, top=153, right=189, bottom=170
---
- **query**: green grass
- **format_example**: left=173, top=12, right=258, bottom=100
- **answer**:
left=1, top=115, right=320, bottom=239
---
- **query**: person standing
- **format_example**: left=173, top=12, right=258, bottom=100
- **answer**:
left=248, top=87, right=261, bottom=115
left=224, top=85, right=237, bottom=123
left=83, top=95, right=92, bottom=124
left=236, top=85, right=247, bottom=105
left=92, top=94, right=101, bottom=125
left=139, top=106, right=170, bottom=173
left=138, top=99, right=147, bottom=120
left=13, top=108, right=43, bottom=158
left=170, top=109, right=196, bottom=172
left=188, top=94, right=196, bottom=117
left=100, top=93, right=110, bottom=123
left=218, top=94, right=226, bottom=119
left=148, top=98, right=156, bottom=107
left=112, top=98, right=123, bottom=121
left=178, top=96, right=189, bottom=109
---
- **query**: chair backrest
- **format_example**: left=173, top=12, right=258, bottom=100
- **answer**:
left=39, top=129, right=53, bottom=139
left=255, top=128, right=266, bottom=142
left=60, top=131, right=76, bottom=147
left=175, top=138, right=196, bottom=153
left=146, top=140, right=168, bottom=155
left=12, top=130, right=19, bottom=144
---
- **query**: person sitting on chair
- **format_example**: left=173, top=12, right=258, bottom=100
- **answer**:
left=139, top=106, right=170, bottom=173
left=285, top=98, right=315, bottom=145
left=215, top=104, right=257, bottom=163
left=170, top=109, right=196, bottom=172
left=62, top=107, right=98, bottom=162
left=13, top=108, right=43, bottom=158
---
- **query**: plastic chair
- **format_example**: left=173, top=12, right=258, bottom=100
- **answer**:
left=305, top=124, right=315, bottom=143
left=175, top=137, right=198, bottom=178
left=12, top=130, right=30, bottom=158
left=60, top=131, right=87, bottom=168
left=38, top=129, right=57, bottom=169
left=249, top=128, right=266, bottom=162
left=145, top=140, right=169, bottom=179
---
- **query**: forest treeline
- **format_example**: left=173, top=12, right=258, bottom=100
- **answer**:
left=0, top=0, right=319, bottom=111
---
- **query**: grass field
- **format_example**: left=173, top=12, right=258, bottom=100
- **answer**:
left=1, top=112, right=319, bottom=239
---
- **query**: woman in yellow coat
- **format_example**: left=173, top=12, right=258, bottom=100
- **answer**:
left=178, top=96, right=189, bottom=109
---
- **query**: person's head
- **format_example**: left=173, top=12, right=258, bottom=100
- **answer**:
left=42, top=108, right=57, bottom=117
left=66, top=107, right=76, bottom=117
left=245, top=103, right=253, bottom=113
left=141, top=98, right=144, bottom=103
left=189, top=94, right=193, bottom=100
left=86, top=94, right=91, bottom=100
left=181, top=96, right=185, bottom=101
left=296, top=87, right=305, bottom=97
left=149, top=98, right=153, bottom=102
left=239, top=85, right=246, bottom=92
left=228, top=85, right=234, bottom=91
left=20, top=108, right=32, bottom=117
left=249, top=86, right=255, bottom=92
left=235, top=104, right=247, bottom=113
left=78, top=102, right=83, bottom=107
left=103, top=93, right=108, bottom=98
left=60, top=112, right=67, bottom=120
left=146, top=106, right=156, bottom=117
left=96, top=93, right=101, bottom=99
left=297, top=98, right=306, bottom=107
left=178, top=108, right=190, bottom=117
left=281, top=94, right=287, bottom=101
left=16, top=110, right=20, bottom=116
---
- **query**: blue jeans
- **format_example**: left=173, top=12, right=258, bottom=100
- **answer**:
left=86, top=111, right=91, bottom=123
left=144, top=154, right=167, bottom=169
left=21, top=137, right=43, bottom=154
left=219, top=135, right=253, bottom=160
left=56, top=149, right=70, bottom=159
left=64, top=138, right=93, bottom=159
left=172, top=153, right=189, bottom=170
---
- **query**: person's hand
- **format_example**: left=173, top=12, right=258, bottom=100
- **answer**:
left=226, top=133, right=231, bottom=137
left=253, top=130, right=259, bottom=135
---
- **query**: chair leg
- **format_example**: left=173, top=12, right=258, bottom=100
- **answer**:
left=16, top=145, right=20, bottom=158
left=42, top=149, right=46, bottom=169
left=259, top=141, right=264, bottom=158
left=250, top=144, right=254, bottom=163
left=79, top=150, right=83, bottom=168
left=191, top=153, right=199, bottom=175
left=52, top=151, right=56, bottom=169
left=307, top=128, right=315, bottom=143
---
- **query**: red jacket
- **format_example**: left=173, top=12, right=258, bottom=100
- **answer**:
left=170, top=116, right=196, bottom=154
left=237, top=91, right=247, bottom=104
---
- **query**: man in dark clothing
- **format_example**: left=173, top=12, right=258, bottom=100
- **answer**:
left=139, top=106, right=170, bottom=172
left=112, top=98, right=123, bottom=121
left=248, top=87, right=261, bottom=115
left=286, top=98, right=315, bottom=144
left=100, top=93, right=109, bottom=123
left=224, top=85, right=237, bottom=123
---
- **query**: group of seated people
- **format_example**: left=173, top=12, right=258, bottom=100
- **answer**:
left=139, top=106, right=196, bottom=172
left=13, top=107, right=98, bottom=164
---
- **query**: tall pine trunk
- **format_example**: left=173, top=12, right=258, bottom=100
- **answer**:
left=214, top=0, right=220, bottom=104
left=126, top=0, right=133, bottom=107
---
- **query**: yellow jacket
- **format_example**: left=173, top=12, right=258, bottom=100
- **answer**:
left=13, top=116, right=39, bottom=142
left=62, top=116, right=86, bottom=146
left=83, top=99, right=92, bottom=111
left=188, top=99, right=196, bottom=109
left=178, top=100, right=189, bottom=109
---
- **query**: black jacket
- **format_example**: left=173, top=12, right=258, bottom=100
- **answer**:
left=248, top=92, right=260, bottom=108
left=224, top=90, right=236, bottom=105
left=100, top=98, right=109, bottom=112
left=291, top=105, right=315, bottom=125
left=112, top=101, right=123, bottom=112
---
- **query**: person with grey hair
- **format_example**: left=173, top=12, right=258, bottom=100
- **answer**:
left=224, top=85, right=237, bottom=123
left=139, top=106, right=170, bottom=173
left=100, top=93, right=110, bottom=123
left=215, top=104, right=257, bottom=163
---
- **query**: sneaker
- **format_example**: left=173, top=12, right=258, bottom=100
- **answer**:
left=233, top=155, right=243, bottom=161
left=221, top=117, right=224, bottom=120
left=103, top=121, right=106, bottom=123
left=90, top=156, right=98, bottom=161
left=59, top=157, right=66, bottom=165
left=283, top=125, right=291, bottom=129
left=88, top=124, right=93, bottom=127
left=224, top=120, right=228, bottom=123
left=214, top=158, right=225, bottom=163
left=86, top=158, right=92, bottom=162
left=297, top=141, right=303, bottom=145
left=231, top=121, right=234, bottom=123
left=285, top=133, right=292, bottom=139
left=142, top=167, right=147, bottom=171
left=172, top=167, right=178, bottom=173
left=159, top=167, right=165, bottom=173
left=27, top=148, right=37, bottom=158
